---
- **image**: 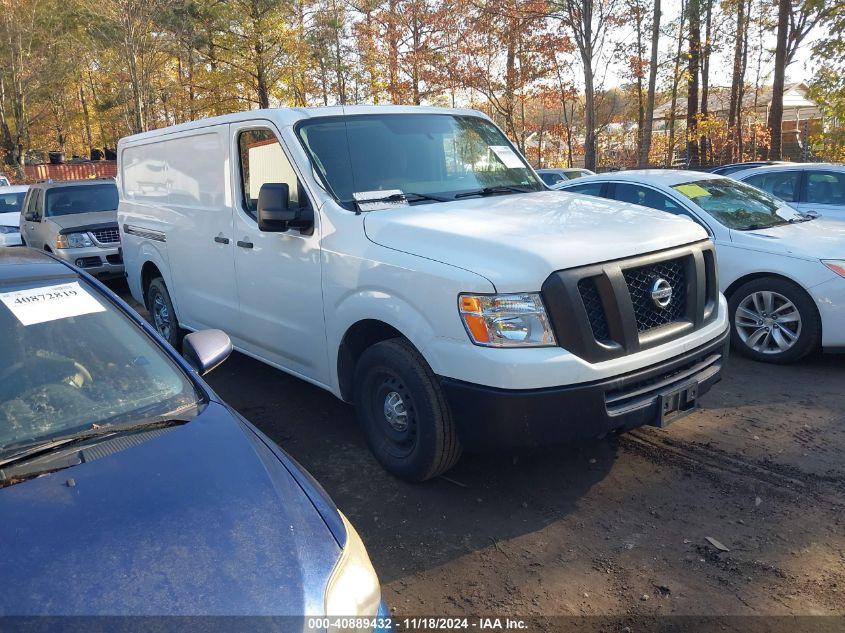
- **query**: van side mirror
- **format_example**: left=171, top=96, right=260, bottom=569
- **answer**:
left=257, top=183, right=313, bottom=234
left=257, top=183, right=293, bottom=232
left=182, top=329, right=232, bottom=375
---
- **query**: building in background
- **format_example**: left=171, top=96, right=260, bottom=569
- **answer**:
left=652, top=83, right=824, bottom=164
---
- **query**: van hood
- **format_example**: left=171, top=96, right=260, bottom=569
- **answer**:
left=0, top=402, right=340, bottom=615
left=730, top=217, right=845, bottom=260
left=48, top=210, right=117, bottom=231
left=363, top=190, right=708, bottom=291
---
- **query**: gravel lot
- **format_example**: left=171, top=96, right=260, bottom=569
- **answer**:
left=120, top=283, right=845, bottom=619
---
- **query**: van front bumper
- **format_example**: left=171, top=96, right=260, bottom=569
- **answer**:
left=440, top=327, right=730, bottom=451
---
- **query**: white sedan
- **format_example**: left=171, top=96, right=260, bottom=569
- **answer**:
left=556, top=170, right=845, bottom=363
left=0, top=184, right=27, bottom=246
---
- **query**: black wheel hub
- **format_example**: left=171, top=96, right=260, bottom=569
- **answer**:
left=371, top=373, right=417, bottom=458
left=150, top=291, right=172, bottom=341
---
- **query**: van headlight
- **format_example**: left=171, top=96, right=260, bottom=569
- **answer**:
left=459, top=293, right=557, bottom=347
left=55, top=232, right=94, bottom=249
left=0, top=225, right=18, bottom=234
left=324, top=512, right=381, bottom=626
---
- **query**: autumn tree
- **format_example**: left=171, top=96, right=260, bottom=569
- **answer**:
left=665, top=0, right=687, bottom=166
left=549, top=0, right=621, bottom=171
left=638, top=0, right=660, bottom=167
left=685, top=0, right=701, bottom=166
left=769, top=0, right=839, bottom=159
left=0, top=0, right=46, bottom=175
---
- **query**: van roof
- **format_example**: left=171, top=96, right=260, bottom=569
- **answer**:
left=118, top=105, right=489, bottom=147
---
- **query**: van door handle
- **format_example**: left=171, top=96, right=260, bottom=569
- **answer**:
left=214, top=235, right=230, bottom=244
left=236, top=240, right=254, bottom=249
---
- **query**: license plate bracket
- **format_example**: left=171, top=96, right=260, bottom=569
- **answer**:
left=656, top=381, right=699, bottom=427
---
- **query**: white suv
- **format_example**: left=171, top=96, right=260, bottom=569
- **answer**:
left=118, top=106, right=729, bottom=481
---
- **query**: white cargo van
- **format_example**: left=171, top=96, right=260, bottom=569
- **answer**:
left=118, top=106, right=729, bottom=481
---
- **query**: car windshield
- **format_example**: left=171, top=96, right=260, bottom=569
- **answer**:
left=45, top=183, right=118, bottom=217
left=0, top=191, right=26, bottom=215
left=296, top=114, right=544, bottom=209
left=671, top=178, right=801, bottom=230
left=0, top=277, right=201, bottom=455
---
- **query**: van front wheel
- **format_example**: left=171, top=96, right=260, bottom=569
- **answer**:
left=353, top=338, right=461, bottom=481
left=146, top=277, right=182, bottom=348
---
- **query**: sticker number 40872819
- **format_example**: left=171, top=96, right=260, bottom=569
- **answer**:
left=0, top=281, right=106, bottom=326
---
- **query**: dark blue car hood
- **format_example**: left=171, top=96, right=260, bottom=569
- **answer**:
left=0, top=402, right=340, bottom=615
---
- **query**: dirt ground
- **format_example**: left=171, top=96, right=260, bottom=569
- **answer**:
left=122, top=284, right=845, bottom=621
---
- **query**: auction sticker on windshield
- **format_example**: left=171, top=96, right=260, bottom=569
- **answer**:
left=0, top=281, right=106, bottom=326
left=489, top=145, right=525, bottom=169
left=675, top=183, right=712, bottom=199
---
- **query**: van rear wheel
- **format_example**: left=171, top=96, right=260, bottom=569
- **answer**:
left=146, top=277, right=182, bottom=348
left=353, top=338, right=461, bottom=481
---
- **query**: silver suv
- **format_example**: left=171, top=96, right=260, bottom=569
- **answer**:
left=19, top=179, right=124, bottom=280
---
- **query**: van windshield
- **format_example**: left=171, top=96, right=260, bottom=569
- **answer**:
left=296, top=114, right=544, bottom=209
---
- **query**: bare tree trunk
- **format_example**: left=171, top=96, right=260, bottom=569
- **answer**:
left=387, top=0, right=400, bottom=103
left=685, top=0, right=701, bottom=166
left=411, top=14, right=422, bottom=105
left=768, top=0, right=789, bottom=159
left=0, top=76, right=18, bottom=173
left=125, top=31, right=145, bottom=132
left=737, top=0, right=751, bottom=159
left=639, top=0, right=660, bottom=167
left=583, top=60, right=597, bottom=171
left=633, top=0, right=645, bottom=164
left=503, top=14, right=519, bottom=146
left=78, top=84, right=93, bottom=151
left=727, top=0, right=746, bottom=162
left=751, top=0, right=764, bottom=158
left=255, top=41, right=270, bottom=108
left=666, top=0, right=687, bottom=166
left=699, top=0, right=712, bottom=163
left=0, top=5, right=29, bottom=178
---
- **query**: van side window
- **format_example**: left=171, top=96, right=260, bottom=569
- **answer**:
left=237, top=129, right=305, bottom=219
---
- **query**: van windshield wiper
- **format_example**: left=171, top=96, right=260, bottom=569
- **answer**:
left=453, top=185, right=531, bottom=199
left=403, top=192, right=450, bottom=204
left=0, top=416, right=190, bottom=471
left=353, top=191, right=449, bottom=211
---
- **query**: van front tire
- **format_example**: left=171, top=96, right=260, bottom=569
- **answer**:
left=146, top=277, right=182, bottom=349
left=353, top=338, right=461, bottom=482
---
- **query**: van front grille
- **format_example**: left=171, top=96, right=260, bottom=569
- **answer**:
left=623, top=258, right=687, bottom=333
left=540, top=241, right=718, bottom=363
left=577, top=278, right=611, bottom=342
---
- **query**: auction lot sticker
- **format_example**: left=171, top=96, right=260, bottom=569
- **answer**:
left=489, top=145, right=525, bottom=169
left=0, top=281, right=106, bottom=326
